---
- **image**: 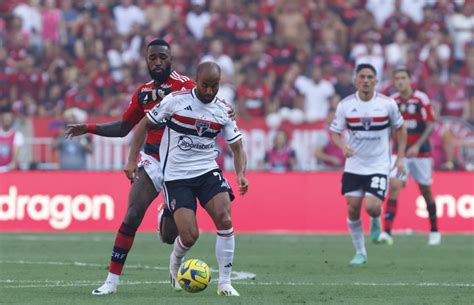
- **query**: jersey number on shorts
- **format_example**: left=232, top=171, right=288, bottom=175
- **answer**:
left=213, top=171, right=230, bottom=188
left=370, top=176, right=387, bottom=191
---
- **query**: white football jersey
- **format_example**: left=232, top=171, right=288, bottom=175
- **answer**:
left=146, top=88, right=242, bottom=181
left=330, top=91, right=404, bottom=175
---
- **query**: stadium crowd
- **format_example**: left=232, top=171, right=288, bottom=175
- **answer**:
left=0, top=0, right=473, bottom=170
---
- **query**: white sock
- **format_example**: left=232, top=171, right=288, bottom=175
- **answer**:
left=347, top=219, right=367, bottom=256
left=106, top=272, right=119, bottom=284
left=216, top=228, right=235, bottom=287
left=172, top=236, right=190, bottom=259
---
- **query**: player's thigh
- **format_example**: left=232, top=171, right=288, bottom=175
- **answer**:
left=173, top=207, right=199, bottom=244
left=409, top=158, right=433, bottom=186
left=127, top=168, right=158, bottom=215
left=138, top=151, right=163, bottom=193
left=204, top=192, right=232, bottom=230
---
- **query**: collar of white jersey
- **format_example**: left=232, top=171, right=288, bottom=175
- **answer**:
left=191, top=88, right=217, bottom=104
left=355, top=90, right=377, bottom=103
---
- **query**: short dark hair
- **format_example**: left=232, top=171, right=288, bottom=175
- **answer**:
left=393, top=66, right=411, bottom=78
left=355, top=63, right=377, bottom=76
left=146, top=39, right=171, bottom=50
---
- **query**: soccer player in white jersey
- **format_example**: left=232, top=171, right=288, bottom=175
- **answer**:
left=330, top=63, right=407, bottom=265
left=125, top=62, right=249, bottom=296
left=377, top=67, right=440, bottom=246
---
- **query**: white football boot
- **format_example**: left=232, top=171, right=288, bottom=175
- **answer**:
left=217, top=284, right=240, bottom=296
left=169, top=252, right=183, bottom=291
left=428, top=232, right=441, bottom=246
left=91, top=281, right=117, bottom=295
left=377, top=232, right=394, bottom=245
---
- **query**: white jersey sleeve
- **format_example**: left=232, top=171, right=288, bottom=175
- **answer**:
left=329, top=103, right=346, bottom=133
left=223, top=119, right=242, bottom=144
left=146, top=94, right=176, bottom=124
left=388, top=98, right=404, bottom=128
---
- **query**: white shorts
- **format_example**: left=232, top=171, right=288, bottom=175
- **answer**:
left=138, top=151, right=163, bottom=192
left=390, top=155, right=433, bottom=185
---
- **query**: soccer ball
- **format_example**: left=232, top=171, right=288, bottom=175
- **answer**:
left=177, top=259, right=211, bottom=293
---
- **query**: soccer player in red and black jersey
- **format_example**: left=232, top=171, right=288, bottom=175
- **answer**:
left=65, top=39, right=196, bottom=295
left=377, top=67, right=440, bottom=246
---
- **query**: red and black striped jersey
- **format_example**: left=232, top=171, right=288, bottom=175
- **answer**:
left=391, top=90, right=435, bottom=157
left=122, top=71, right=195, bottom=160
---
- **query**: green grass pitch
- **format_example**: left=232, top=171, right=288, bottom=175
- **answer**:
left=1, top=233, right=473, bottom=305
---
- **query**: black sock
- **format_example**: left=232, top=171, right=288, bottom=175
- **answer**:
left=427, top=203, right=438, bottom=232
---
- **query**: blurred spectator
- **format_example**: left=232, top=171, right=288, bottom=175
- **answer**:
left=41, top=0, right=64, bottom=44
left=240, top=40, right=275, bottom=88
left=274, top=1, right=309, bottom=49
left=0, top=107, right=25, bottom=172
left=385, top=29, right=409, bottom=67
left=53, top=108, right=92, bottom=170
left=314, top=107, right=345, bottom=170
left=447, top=2, right=474, bottom=63
left=186, top=0, right=210, bottom=40
left=294, top=66, right=336, bottom=122
left=333, top=65, right=356, bottom=100
left=266, top=36, right=297, bottom=86
left=64, top=73, right=102, bottom=115
left=144, top=0, right=173, bottom=35
left=260, top=129, right=297, bottom=172
left=351, top=31, right=385, bottom=84
left=441, top=69, right=468, bottom=118
left=233, top=0, right=272, bottom=56
left=236, top=66, right=272, bottom=120
left=13, top=0, right=42, bottom=39
left=113, top=0, right=145, bottom=37
left=382, top=0, right=417, bottom=43
left=200, top=38, right=235, bottom=79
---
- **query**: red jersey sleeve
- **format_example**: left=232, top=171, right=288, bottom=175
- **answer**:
left=418, top=91, right=436, bottom=123
left=122, top=89, right=144, bottom=125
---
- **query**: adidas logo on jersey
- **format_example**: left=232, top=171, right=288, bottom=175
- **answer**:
left=351, top=108, right=357, bottom=112
left=184, top=105, right=192, bottom=111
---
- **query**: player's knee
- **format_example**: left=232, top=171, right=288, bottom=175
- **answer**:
left=366, top=204, right=381, bottom=217
left=180, top=230, right=199, bottom=248
left=213, top=211, right=232, bottom=230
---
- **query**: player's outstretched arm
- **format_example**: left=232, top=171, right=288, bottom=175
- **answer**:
left=124, top=117, right=154, bottom=182
left=229, top=139, right=249, bottom=195
left=65, top=120, right=135, bottom=138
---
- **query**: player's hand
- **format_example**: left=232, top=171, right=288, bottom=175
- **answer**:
left=227, top=105, right=236, bottom=120
left=65, top=124, right=87, bottom=138
left=237, top=174, right=249, bottom=195
left=124, top=161, right=138, bottom=183
left=406, top=145, right=420, bottom=158
left=342, top=145, right=354, bottom=158
left=394, top=157, right=406, bottom=179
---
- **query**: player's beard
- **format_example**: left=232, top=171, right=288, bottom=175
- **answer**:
left=148, top=66, right=172, bottom=85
